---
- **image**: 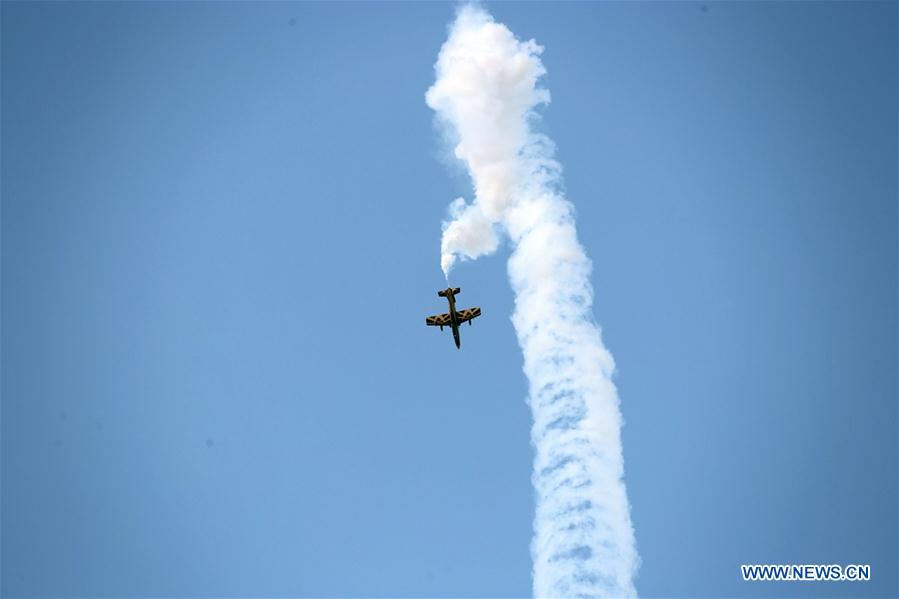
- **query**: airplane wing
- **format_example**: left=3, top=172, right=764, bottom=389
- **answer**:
left=425, top=312, right=452, bottom=327
left=455, top=307, right=481, bottom=324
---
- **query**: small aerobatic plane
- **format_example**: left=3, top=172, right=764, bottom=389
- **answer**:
left=425, top=287, right=481, bottom=349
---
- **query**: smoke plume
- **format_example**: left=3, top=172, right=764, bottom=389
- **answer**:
left=426, top=5, right=639, bottom=597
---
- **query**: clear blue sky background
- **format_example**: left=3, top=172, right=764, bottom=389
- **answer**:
left=2, top=2, right=896, bottom=598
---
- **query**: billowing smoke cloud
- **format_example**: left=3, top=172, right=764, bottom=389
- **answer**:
left=426, top=5, right=639, bottom=598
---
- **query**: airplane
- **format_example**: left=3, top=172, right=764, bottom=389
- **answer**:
left=425, top=287, right=481, bottom=349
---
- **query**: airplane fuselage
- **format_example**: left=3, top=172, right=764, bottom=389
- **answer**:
left=442, top=288, right=462, bottom=348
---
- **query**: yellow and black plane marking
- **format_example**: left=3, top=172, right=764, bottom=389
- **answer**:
left=425, top=287, right=481, bottom=349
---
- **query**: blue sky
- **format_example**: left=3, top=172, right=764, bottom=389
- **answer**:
left=2, top=2, right=896, bottom=597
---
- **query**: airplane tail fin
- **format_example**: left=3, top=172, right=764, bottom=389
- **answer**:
left=438, top=287, right=461, bottom=298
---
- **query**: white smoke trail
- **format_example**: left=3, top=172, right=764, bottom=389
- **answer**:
left=426, top=5, right=639, bottom=598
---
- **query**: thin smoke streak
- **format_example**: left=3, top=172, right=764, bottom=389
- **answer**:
left=426, top=5, right=639, bottom=597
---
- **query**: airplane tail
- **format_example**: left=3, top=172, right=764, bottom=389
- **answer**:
left=438, top=287, right=461, bottom=298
